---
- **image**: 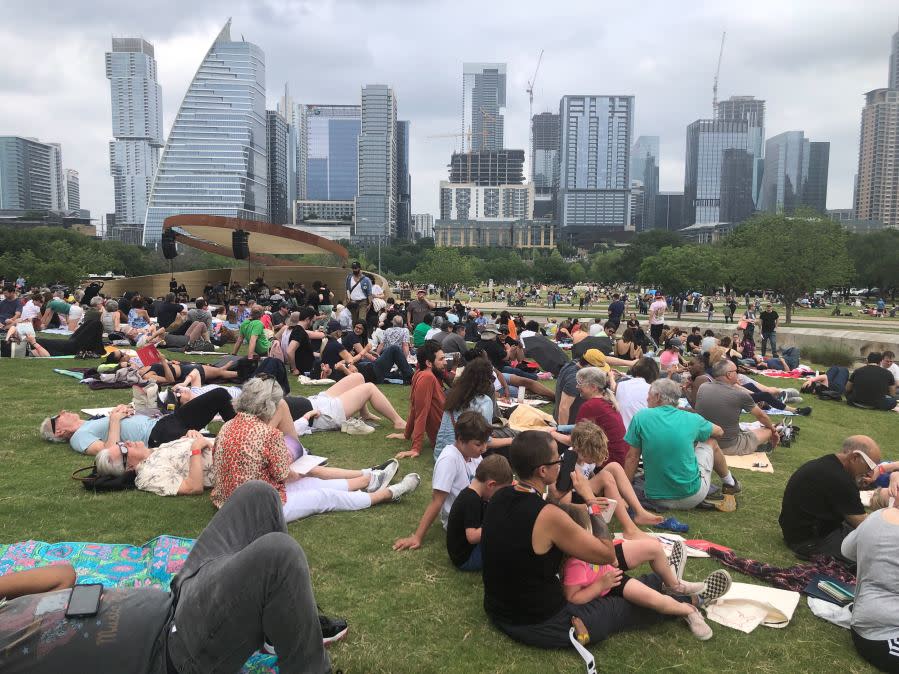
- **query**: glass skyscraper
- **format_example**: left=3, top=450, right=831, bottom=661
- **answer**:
left=0, top=136, right=65, bottom=211
left=266, top=110, right=290, bottom=224
left=631, top=135, right=659, bottom=230
left=684, top=119, right=750, bottom=224
left=462, top=63, right=506, bottom=152
left=531, top=113, right=559, bottom=196
left=144, top=20, right=267, bottom=245
left=557, top=95, right=634, bottom=231
left=759, top=131, right=830, bottom=215
left=356, top=84, right=397, bottom=241
left=298, top=105, right=361, bottom=201
left=395, top=120, right=411, bottom=239
left=716, top=96, right=765, bottom=207
left=106, top=38, right=163, bottom=233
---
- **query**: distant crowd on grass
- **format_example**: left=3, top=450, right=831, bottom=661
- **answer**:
left=0, top=267, right=898, bottom=672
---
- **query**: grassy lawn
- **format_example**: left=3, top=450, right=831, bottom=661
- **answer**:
left=1, top=352, right=893, bottom=673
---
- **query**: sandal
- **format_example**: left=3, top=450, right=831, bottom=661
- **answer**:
left=653, top=517, right=689, bottom=533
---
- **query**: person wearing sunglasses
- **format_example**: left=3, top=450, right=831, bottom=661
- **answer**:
left=779, top=435, right=883, bottom=563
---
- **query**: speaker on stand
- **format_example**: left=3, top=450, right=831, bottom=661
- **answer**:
left=161, top=230, right=178, bottom=285
left=232, top=229, right=251, bottom=289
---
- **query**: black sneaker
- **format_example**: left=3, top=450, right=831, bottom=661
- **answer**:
left=796, top=407, right=812, bottom=416
left=320, top=614, right=349, bottom=646
left=721, top=479, right=742, bottom=495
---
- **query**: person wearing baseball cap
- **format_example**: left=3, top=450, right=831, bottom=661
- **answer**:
left=407, top=288, right=435, bottom=328
left=345, top=261, right=372, bottom=326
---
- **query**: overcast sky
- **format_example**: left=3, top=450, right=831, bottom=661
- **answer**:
left=2, top=0, right=897, bottom=224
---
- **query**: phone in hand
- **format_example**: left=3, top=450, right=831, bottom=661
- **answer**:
left=65, top=583, right=102, bottom=618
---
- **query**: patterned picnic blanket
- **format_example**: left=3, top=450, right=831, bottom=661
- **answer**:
left=0, top=536, right=279, bottom=673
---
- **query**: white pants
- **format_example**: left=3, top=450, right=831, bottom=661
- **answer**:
left=282, top=477, right=371, bottom=522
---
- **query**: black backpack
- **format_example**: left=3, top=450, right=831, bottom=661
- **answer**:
left=72, top=466, right=137, bottom=492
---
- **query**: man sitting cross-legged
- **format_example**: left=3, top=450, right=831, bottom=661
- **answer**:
left=624, top=379, right=740, bottom=510
left=695, top=359, right=780, bottom=456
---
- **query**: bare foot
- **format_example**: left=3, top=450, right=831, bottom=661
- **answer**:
left=395, top=450, right=420, bottom=459
left=621, top=528, right=654, bottom=541
left=386, top=432, right=405, bottom=440
left=633, top=512, right=665, bottom=527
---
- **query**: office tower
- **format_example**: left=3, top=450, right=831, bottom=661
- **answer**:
left=106, top=37, right=163, bottom=236
left=684, top=119, right=751, bottom=224
left=0, top=136, right=65, bottom=211
left=144, top=20, right=266, bottom=244
left=719, top=148, right=755, bottom=223
left=65, top=169, right=80, bottom=210
left=449, top=150, right=525, bottom=185
left=266, top=110, right=290, bottom=224
left=653, top=192, right=685, bottom=230
left=396, top=120, right=412, bottom=239
left=356, top=85, right=397, bottom=242
left=297, top=104, right=361, bottom=202
left=557, top=95, right=634, bottom=231
left=759, top=131, right=830, bottom=215
left=855, top=26, right=899, bottom=228
left=277, top=85, right=297, bottom=208
left=411, top=213, right=434, bottom=239
left=631, top=135, right=659, bottom=229
left=462, top=63, right=506, bottom=151
left=716, top=96, right=765, bottom=206
left=531, top=112, right=559, bottom=194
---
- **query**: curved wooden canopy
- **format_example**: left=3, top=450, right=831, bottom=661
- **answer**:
left=163, top=214, right=348, bottom=261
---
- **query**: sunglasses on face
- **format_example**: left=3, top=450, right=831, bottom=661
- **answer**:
left=50, top=414, right=60, bottom=434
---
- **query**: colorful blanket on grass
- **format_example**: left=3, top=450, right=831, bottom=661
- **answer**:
left=0, top=536, right=279, bottom=673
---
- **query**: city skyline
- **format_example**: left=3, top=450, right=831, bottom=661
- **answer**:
left=1, top=1, right=896, bottom=225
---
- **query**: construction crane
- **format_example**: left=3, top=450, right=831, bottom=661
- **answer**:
left=712, top=31, right=726, bottom=116
left=427, top=128, right=474, bottom=179
left=526, top=49, right=544, bottom=124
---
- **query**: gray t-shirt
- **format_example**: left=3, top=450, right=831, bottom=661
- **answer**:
left=695, top=380, right=755, bottom=446
left=441, top=332, right=468, bottom=355
left=187, top=308, right=213, bottom=331
left=841, top=509, right=899, bottom=641
left=407, top=299, right=431, bottom=327
left=69, top=415, right=158, bottom=454
left=554, top=361, right=582, bottom=424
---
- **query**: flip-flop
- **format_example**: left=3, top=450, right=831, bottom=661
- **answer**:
left=653, top=517, right=689, bottom=533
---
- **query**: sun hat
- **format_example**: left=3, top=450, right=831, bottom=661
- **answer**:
left=582, top=348, right=610, bottom=372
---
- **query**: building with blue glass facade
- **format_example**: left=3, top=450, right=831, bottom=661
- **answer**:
left=143, top=20, right=267, bottom=245
left=356, top=84, right=397, bottom=242
left=759, top=131, right=830, bottom=215
left=298, top=105, right=361, bottom=202
left=0, top=136, right=65, bottom=211
left=684, top=119, right=750, bottom=225
left=395, top=120, right=411, bottom=239
left=266, top=110, right=290, bottom=224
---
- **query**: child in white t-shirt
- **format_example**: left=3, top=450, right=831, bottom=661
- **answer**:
left=393, top=411, right=491, bottom=551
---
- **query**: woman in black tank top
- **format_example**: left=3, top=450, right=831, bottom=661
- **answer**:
left=482, top=431, right=671, bottom=649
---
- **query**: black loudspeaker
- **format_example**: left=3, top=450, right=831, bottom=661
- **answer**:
left=161, top=230, right=178, bottom=259
left=232, top=229, right=249, bottom=260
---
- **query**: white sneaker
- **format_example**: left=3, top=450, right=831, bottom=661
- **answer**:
left=684, top=609, right=713, bottom=640
left=341, top=417, right=374, bottom=435
left=366, top=459, right=399, bottom=492
left=388, top=473, right=421, bottom=502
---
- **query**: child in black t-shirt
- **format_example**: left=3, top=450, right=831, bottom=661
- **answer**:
left=445, top=455, right=513, bottom=571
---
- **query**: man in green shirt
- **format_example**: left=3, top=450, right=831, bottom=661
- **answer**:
left=624, top=378, right=735, bottom=509
left=412, top=312, right=433, bottom=348
left=233, top=307, right=271, bottom=358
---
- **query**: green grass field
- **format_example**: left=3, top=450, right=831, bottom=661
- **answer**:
left=0, top=352, right=893, bottom=673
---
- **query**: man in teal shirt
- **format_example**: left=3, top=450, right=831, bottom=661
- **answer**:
left=233, top=307, right=271, bottom=358
left=624, top=378, right=735, bottom=509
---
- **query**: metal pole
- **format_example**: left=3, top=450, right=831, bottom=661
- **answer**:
left=378, top=234, right=382, bottom=276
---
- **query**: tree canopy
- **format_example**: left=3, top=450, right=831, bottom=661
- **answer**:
left=638, top=244, right=725, bottom=316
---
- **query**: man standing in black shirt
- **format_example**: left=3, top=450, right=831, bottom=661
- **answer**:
left=779, top=435, right=881, bottom=562
left=758, top=303, right=779, bottom=357
left=846, top=352, right=897, bottom=410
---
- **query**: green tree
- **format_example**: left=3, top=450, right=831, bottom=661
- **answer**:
left=638, top=245, right=725, bottom=318
left=409, top=248, right=475, bottom=290
left=534, top=249, right=570, bottom=283
left=615, top=230, right=685, bottom=280
left=568, top=262, right=587, bottom=283
left=590, top=250, right=624, bottom=283
left=847, top=230, right=899, bottom=298
left=725, top=214, right=853, bottom=323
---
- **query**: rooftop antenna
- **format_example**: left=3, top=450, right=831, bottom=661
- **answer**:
left=712, top=31, right=726, bottom=116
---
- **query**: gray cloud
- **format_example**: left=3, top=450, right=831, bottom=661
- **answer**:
left=1, top=0, right=896, bottom=226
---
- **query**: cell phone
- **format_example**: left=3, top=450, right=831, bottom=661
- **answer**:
left=65, top=583, right=102, bottom=618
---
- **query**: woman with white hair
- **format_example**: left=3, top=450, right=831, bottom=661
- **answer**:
left=210, top=376, right=421, bottom=521
left=574, top=367, right=629, bottom=466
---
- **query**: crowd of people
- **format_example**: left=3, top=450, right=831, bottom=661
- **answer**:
left=1, top=270, right=898, bottom=673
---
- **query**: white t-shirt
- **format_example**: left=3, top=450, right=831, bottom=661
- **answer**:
left=425, top=327, right=442, bottom=341
left=19, top=300, right=41, bottom=322
left=371, top=284, right=384, bottom=298
left=615, top=377, right=651, bottom=430
left=433, top=443, right=482, bottom=529
left=649, top=299, right=667, bottom=325
left=886, top=363, right=899, bottom=382
left=520, top=330, right=537, bottom=340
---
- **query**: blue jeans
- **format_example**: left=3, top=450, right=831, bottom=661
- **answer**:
left=825, top=366, right=850, bottom=395
left=502, top=365, right=537, bottom=381
left=458, top=543, right=483, bottom=572
left=367, top=344, right=413, bottom=384
left=761, top=331, right=778, bottom=357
